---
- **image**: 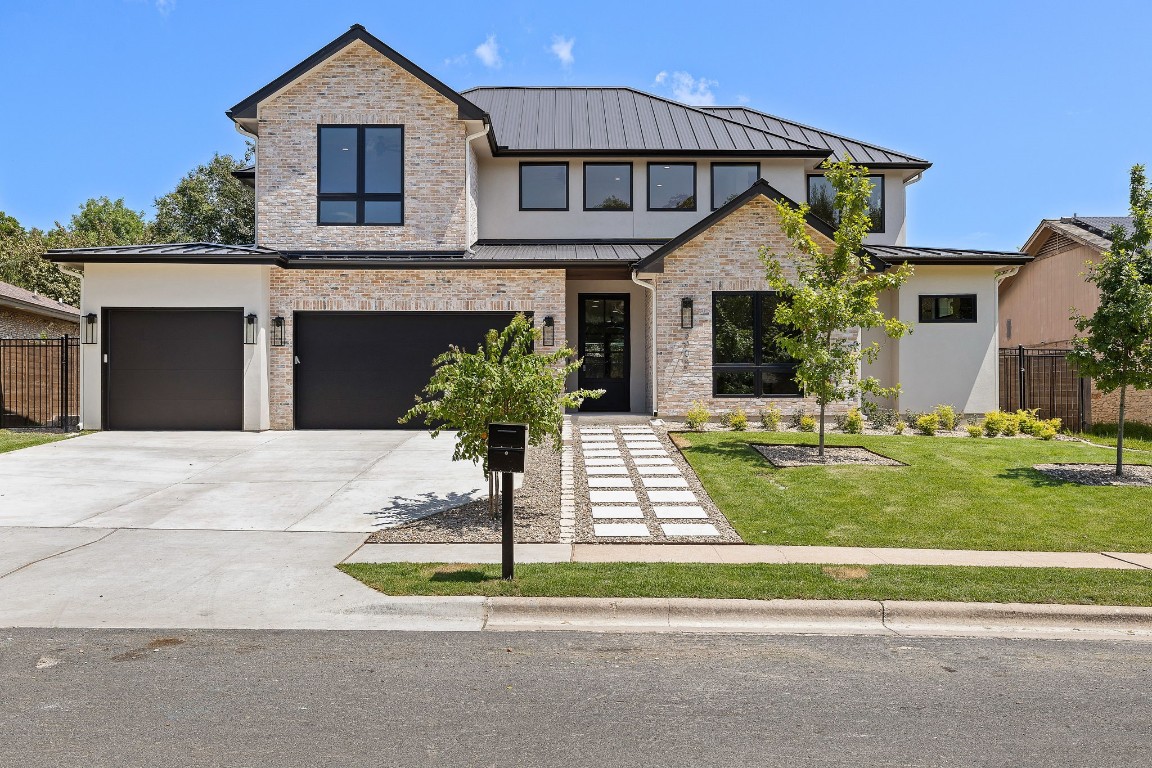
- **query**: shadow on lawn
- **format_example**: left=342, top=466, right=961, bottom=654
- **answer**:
left=997, top=467, right=1069, bottom=487
left=429, top=568, right=490, bottom=584
left=677, top=440, right=768, bottom=469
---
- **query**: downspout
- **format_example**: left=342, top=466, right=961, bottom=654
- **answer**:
left=464, top=123, right=491, bottom=254
left=631, top=270, right=658, bottom=416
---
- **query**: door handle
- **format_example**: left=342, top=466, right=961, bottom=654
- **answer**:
left=294, top=356, right=300, bottom=365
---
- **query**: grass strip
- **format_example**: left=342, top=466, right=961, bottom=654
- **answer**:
left=340, top=561, right=1152, bottom=606
left=0, top=430, right=73, bottom=455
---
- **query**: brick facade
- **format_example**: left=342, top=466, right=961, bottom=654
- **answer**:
left=652, top=195, right=853, bottom=419
left=268, top=268, right=566, bottom=429
left=257, top=40, right=470, bottom=251
left=0, top=307, right=79, bottom=339
left=1091, top=385, right=1152, bottom=427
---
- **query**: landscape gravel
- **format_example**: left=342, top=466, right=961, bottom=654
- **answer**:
left=752, top=444, right=906, bottom=468
left=1034, top=463, right=1152, bottom=487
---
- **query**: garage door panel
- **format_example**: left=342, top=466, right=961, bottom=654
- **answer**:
left=111, top=369, right=243, bottom=402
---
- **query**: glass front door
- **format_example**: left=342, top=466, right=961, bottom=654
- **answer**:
left=578, top=294, right=630, bottom=412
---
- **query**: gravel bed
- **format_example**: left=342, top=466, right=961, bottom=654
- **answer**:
left=751, top=443, right=905, bottom=467
left=1033, top=463, right=1152, bottom=487
left=572, top=423, right=741, bottom=544
left=366, top=440, right=561, bottom=543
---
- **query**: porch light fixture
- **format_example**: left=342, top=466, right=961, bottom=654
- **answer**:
left=542, top=316, right=555, bottom=346
left=82, top=313, right=97, bottom=344
left=271, top=316, right=286, bottom=347
left=244, top=313, right=258, bottom=345
left=680, top=297, right=694, bottom=329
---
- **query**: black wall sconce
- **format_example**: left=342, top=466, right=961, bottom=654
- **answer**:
left=271, top=316, right=286, bottom=347
left=82, top=313, right=98, bottom=344
left=244, top=313, right=258, bottom=345
left=680, top=297, right=694, bottom=329
left=542, top=316, right=555, bottom=346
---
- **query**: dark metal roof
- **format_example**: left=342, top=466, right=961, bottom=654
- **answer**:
left=227, top=25, right=488, bottom=124
left=1067, top=216, right=1135, bottom=241
left=45, top=242, right=284, bottom=265
left=470, top=241, right=661, bottom=262
left=462, top=87, right=830, bottom=156
left=864, top=245, right=1032, bottom=266
left=703, top=106, right=931, bottom=169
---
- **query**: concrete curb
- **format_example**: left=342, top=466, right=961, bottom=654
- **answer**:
left=480, top=596, right=1152, bottom=640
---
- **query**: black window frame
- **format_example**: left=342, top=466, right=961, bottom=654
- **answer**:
left=519, top=162, right=570, bottom=211
left=919, top=294, right=978, bottom=324
left=711, top=291, right=802, bottom=399
left=316, top=124, right=405, bottom=227
left=647, top=162, right=697, bottom=212
left=583, top=162, right=633, bottom=212
left=805, top=173, right=885, bottom=234
left=710, top=162, right=761, bottom=210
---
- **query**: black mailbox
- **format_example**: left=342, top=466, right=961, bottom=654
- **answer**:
left=487, top=423, right=528, bottom=473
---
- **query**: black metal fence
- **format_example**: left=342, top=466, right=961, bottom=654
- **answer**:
left=0, top=337, right=80, bottom=431
left=999, top=345, right=1087, bottom=432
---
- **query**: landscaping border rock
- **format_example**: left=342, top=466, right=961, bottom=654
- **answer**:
left=751, top=443, right=906, bottom=468
left=1033, top=463, right=1152, bottom=487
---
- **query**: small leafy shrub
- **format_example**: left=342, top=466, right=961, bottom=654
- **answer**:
left=933, top=404, right=957, bottom=432
left=843, top=407, right=865, bottom=434
left=861, top=399, right=897, bottom=429
left=685, top=401, right=710, bottom=431
left=1001, top=414, right=1021, bottom=437
left=1036, top=422, right=1058, bottom=440
left=915, top=413, right=940, bottom=436
left=722, top=409, right=748, bottom=431
left=966, top=424, right=983, bottom=438
left=893, top=419, right=906, bottom=435
left=1015, top=408, right=1041, bottom=435
left=1046, top=417, right=1063, bottom=433
left=983, top=411, right=1009, bottom=437
left=790, top=408, right=809, bottom=430
left=798, top=415, right=817, bottom=433
left=759, top=406, right=782, bottom=432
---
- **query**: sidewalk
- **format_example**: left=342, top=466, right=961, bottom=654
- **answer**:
left=344, top=542, right=1152, bottom=569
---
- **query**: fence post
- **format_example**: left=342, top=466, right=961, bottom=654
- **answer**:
left=60, top=335, right=70, bottom=433
left=1017, top=345, right=1026, bottom=412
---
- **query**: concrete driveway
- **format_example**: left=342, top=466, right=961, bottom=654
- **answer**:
left=0, top=430, right=487, bottom=532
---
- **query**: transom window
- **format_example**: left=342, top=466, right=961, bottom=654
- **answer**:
left=584, top=163, right=632, bottom=211
left=648, top=163, right=696, bottom=211
left=317, top=125, right=403, bottom=226
left=807, top=174, right=884, bottom=233
left=919, top=295, right=977, bottom=323
left=520, top=163, right=569, bottom=210
left=711, top=163, right=760, bottom=209
left=712, top=292, right=801, bottom=397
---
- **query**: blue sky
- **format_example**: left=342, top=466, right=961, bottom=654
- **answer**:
left=2, top=0, right=1148, bottom=249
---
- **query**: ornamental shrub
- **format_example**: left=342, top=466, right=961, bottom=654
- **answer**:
left=983, top=411, right=1009, bottom=437
left=933, top=404, right=957, bottom=432
left=966, top=424, right=983, bottom=438
left=759, top=405, right=782, bottom=432
left=722, top=409, right=748, bottom=431
left=843, top=407, right=865, bottom=434
left=1036, top=422, right=1058, bottom=440
left=894, top=419, right=907, bottom=435
left=799, top=415, right=818, bottom=433
left=915, top=413, right=939, bottom=436
left=685, top=401, right=710, bottom=431
left=1001, top=414, right=1021, bottom=437
left=1015, top=408, right=1041, bottom=436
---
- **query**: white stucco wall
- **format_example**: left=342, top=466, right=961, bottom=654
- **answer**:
left=79, top=263, right=271, bottom=431
left=565, top=279, right=650, bottom=413
left=895, top=265, right=1001, bottom=414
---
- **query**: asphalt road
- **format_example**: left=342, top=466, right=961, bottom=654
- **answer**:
left=2, top=629, right=1149, bottom=767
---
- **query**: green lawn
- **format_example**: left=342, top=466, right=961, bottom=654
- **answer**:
left=340, top=561, right=1152, bottom=606
left=676, top=431, right=1152, bottom=552
left=1073, top=421, right=1152, bottom=452
left=0, top=430, right=74, bottom=454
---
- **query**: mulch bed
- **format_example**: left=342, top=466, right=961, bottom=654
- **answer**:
left=1033, top=463, right=1152, bottom=487
left=752, top=443, right=905, bottom=468
left=366, top=440, right=562, bottom=543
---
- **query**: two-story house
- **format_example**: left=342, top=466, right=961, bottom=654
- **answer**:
left=47, top=25, right=1030, bottom=431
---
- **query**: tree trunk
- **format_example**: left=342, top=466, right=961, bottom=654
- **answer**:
left=818, top=400, right=827, bottom=457
left=1117, top=386, right=1127, bottom=477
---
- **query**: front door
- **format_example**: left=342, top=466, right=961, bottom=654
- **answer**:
left=578, top=294, right=630, bottom=412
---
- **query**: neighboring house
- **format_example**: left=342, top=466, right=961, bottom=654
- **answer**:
left=1003, top=216, right=1148, bottom=425
left=0, top=280, right=80, bottom=338
left=45, top=25, right=1029, bottom=431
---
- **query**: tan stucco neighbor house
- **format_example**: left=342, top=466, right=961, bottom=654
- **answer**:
left=45, top=25, right=1029, bottom=431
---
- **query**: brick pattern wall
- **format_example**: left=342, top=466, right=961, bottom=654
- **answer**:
left=257, top=40, right=469, bottom=251
left=653, top=196, right=855, bottom=419
left=0, top=308, right=79, bottom=339
left=268, top=268, right=566, bottom=428
left=1091, top=385, right=1152, bottom=427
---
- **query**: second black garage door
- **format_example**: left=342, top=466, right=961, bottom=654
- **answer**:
left=293, top=312, right=518, bottom=429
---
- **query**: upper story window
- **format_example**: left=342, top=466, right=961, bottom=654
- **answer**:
left=711, top=163, right=760, bottom=209
left=317, top=125, right=403, bottom=226
left=920, top=295, right=977, bottom=323
left=807, top=174, right=884, bottom=233
left=648, top=163, right=696, bottom=211
left=712, top=291, right=801, bottom=397
left=520, top=163, right=569, bottom=210
left=584, top=163, right=632, bottom=211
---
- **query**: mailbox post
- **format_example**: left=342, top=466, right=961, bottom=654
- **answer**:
left=487, top=423, right=527, bottom=580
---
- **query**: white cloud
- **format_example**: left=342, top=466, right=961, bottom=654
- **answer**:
left=442, top=53, right=469, bottom=67
left=155, top=0, right=175, bottom=15
left=474, top=35, right=502, bottom=69
left=665, top=71, right=718, bottom=106
left=550, top=35, right=575, bottom=67
left=735, top=94, right=751, bottom=105
left=654, top=71, right=667, bottom=85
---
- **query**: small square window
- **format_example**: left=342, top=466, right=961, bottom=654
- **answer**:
left=648, top=163, right=696, bottom=211
left=584, top=163, right=632, bottom=210
left=520, top=163, right=568, bottom=210
left=317, top=125, right=403, bottom=226
left=711, top=163, right=759, bottom=209
left=807, top=174, right=884, bottom=233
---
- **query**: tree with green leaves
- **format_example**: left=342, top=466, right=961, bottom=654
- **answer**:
left=401, top=313, right=601, bottom=513
left=761, top=156, right=914, bottom=456
left=1068, top=164, right=1152, bottom=476
left=69, top=197, right=150, bottom=246
left=152, top=148, right=255, bottom=245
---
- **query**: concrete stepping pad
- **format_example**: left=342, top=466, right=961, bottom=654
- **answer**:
left=636, top=465, right=682, bottom=475
left=641, top=476, right=689, bottom=488
left=587, top=477, right=634, bottom=488
left=582, top=450, right=622, bottom=458
left=632, top=458, right=674, bottom=465
left=594, top=523, right=650, bottom=537
left=584, top=458, right=627, bottom=466
left=646, top=490, right=697, bottom=503
left=591, top=506, right=643, bottom=519
left=652, top=506, right=708, bottom=519
left=660, top=523, right=720, bottom=537
left=627, top=449, right=668, bottom=457
left=589, top=490, right=639, bottom=503
left=585, top=466, right=629, bottom=475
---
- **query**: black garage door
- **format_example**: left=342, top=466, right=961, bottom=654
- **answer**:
left=294, top=312, right=517, bottom=429
left=105, top=309, right=244, bottom=430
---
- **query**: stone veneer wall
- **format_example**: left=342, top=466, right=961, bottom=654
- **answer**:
left=1091, top=385, right=1152, bottom=427
left=268, top=268, right=566, bottom=429
left=653, top=195, right=855, bottom=419
left=257, top=40, right=470, bottom=251
left=0, top=307, right=79, bottom=339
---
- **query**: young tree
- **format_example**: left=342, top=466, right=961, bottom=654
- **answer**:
left=1068, top=164, right=1152, bottom=476
left=400, top=313, right=602, bottom=512
left=152, top=148, right=255, bottom=245
left=761, top=157, right=914, bottom=456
